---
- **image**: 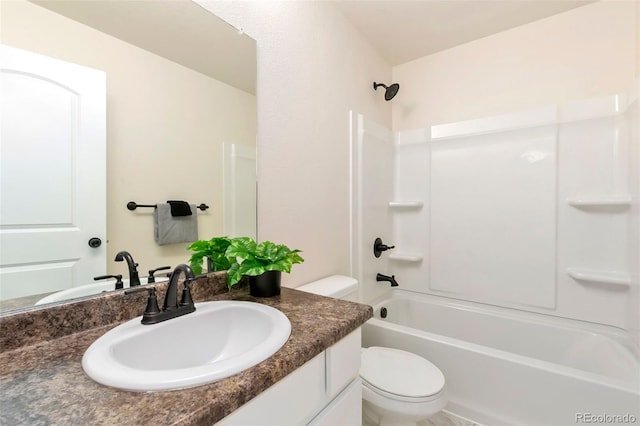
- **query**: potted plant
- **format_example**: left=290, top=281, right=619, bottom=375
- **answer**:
left=186, top=236, right=233, bottom=275
left=225, top=237, right=304, bottom=297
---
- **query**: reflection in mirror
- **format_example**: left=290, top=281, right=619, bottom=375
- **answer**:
left=0, top=0, right=257, bottom=312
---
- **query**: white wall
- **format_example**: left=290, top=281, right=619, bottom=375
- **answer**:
left=627, top=76, right=640, bottom=340
left=393, top=1, right=638, bottom=129
left=1, top=1, right=256, bottom=276
left=197, top=1, right=391, bottom=287
left=351, top=114, right=395, bottom=304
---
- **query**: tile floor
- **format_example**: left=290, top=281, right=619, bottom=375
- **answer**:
left=364, top=410, right=480, bottom=426
left=420, top=411, right=480, bottom=426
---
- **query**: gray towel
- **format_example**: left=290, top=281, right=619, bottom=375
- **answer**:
left=154, top=203, right=198, bottom=245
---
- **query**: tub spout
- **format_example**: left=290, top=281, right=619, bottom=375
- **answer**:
left=376, top=273, right=398, bottom=287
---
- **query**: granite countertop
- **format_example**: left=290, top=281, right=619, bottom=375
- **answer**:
left=0, top=274, right=373, bottom=425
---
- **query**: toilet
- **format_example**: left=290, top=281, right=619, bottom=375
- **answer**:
left=297, top=275, right=447, bottom=426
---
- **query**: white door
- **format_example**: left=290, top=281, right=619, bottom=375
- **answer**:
left=0, top=44, right=106, bottom=300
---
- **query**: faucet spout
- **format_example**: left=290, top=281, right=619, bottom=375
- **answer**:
left=164, top=264, right=196, bottom=311
left=376, top=273, right=399, bottom=287
left=126, top=264, right=196, bottom=325
left=114, top=251, right=141, bottom=286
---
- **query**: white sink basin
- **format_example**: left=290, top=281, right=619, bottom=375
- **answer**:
left=35, top=277, right=169, bottom=305
left=82, top=301, right=291, bottom=391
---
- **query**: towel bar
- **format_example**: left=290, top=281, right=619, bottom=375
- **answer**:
left=127, top=201, right=209, bottom=211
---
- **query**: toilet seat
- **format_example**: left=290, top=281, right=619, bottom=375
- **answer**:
left=362, top=379, right=443, bottom=403
left=360, top=346, right=445, bottom=402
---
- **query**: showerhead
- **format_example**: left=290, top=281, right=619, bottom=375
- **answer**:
left=373, top=81, right=400, bottom=101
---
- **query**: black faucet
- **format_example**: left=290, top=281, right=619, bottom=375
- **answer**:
left=114, top=251, right=141, bottom=287
left=376, top=273, right=399, bottom=287
left=125, top=264, right=196, bottom=325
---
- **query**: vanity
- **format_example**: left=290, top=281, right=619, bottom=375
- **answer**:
left=0, top=273, right=373, bottom=425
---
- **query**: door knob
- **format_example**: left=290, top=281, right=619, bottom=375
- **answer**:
left=88, top=237, right=102, bottom=248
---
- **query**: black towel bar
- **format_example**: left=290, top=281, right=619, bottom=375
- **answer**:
left=127, top=201, right=209, bottom=211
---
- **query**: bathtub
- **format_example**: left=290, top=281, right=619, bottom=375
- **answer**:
left=361, top=289, right=640, bottom=426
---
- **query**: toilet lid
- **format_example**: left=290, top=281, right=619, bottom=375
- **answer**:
left=360, top=347, right=445, bottom=398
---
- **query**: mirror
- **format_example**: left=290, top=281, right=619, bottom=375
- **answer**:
left=0, top=0, right=257, bottom=312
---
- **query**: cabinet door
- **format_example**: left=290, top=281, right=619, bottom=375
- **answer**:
left=218, top=329, right=363, bottom=426
left=218, top=353, right=325, bottom=426
left=326, top=329, right=361, bottom=398
left=308, top=379, right=362, bottom=426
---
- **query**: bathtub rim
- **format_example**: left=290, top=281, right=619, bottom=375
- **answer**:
left=367, top=288, right=640, bottom=359
left=365, top=289, right=640, bottom=393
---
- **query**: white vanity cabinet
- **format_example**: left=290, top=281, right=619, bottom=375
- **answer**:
left=218, top=328, right=362, bottom=426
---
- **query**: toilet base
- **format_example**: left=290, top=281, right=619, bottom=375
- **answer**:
left=381, top=420, right=419, bottom=426
left=361, top=385, right=447, bottom=426
left=364, top=400, right=429, bottom=426
left=363, top=403, right=421, bottom=426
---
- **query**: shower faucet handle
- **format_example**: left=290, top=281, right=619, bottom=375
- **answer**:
left=374, top=237, right=395, bottom=258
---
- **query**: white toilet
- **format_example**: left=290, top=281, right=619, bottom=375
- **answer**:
left=297, top=275, right=447, bottom=426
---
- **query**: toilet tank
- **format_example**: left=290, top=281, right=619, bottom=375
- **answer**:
left=296, top=275, right=359, bottom=302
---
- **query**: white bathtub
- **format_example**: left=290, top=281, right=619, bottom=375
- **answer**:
left=34, top=276, right=168, bottom=305
left=361, top=290, right=640, bottom=426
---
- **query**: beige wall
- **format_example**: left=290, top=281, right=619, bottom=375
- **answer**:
left=392, top=1, right=638, bottom=129
left=200, top=1, right=391, bottom=287
left=1, top=0, right=256, bottom=275
left=255, top=2, right=391, bottom=287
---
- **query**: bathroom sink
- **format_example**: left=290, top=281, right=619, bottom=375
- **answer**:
left=34, top=277, right=169, bottom=305
left=82, top=300, right=291, bottom=391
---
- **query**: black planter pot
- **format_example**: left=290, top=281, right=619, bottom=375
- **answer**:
left=249, top=270, right=281, bottom=297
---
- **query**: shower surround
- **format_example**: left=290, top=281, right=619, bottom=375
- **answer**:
left=350, top=3, right=638, bottom=423
left=351, top=82, right=640, bottom=424
left=391, top=87, right=639, bottom=338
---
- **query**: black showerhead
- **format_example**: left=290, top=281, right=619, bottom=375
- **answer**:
left=373, top=82, right=400, bottom=101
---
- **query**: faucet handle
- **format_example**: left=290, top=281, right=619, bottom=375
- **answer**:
left=94, top=274, right=124, bottom=290
left=373, top=238, right=395, bottom=258
left=147, top=266, right=171, bottom=283
left=125, top=286, right=161, bottom=323
left=180, top=280, right=194, bottom=308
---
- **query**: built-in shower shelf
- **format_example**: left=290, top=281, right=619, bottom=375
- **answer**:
left=567, top=195, right=631, bottom=208
left=389, top=253, right=423, bottom=262
left=388, top=201, right=424, bottom=209
left=567, top=267, right=631, bottom=288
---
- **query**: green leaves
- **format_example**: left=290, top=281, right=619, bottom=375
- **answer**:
left=224, top=236, right=257, bottom=261
left=186, top=236, right=232, bottom=275
left=224, top=237, right=304, bottom=289
left=188, top=236, right=304, bottom=290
